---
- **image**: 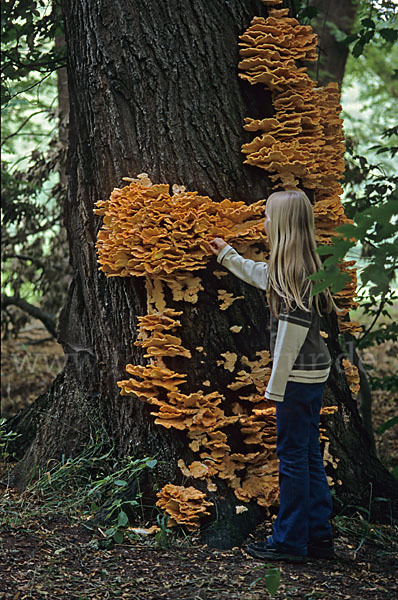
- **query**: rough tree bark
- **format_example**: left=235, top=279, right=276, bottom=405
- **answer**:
left=8, top=0, right=397, bottom=547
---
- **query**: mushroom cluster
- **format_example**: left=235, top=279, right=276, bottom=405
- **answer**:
left=342, top=358, right=360, bottom=395
left=134, top=309, right=192, bottom=359
left=94, top=174, right=267, bottom=281
left=118, top=364, right=187, bottom=401
left=337, top=317, right=362, bottom=337
left=118, top=300, right=281, bottom=515
left=239, top=4, right=358, bottom=313
left=334, top=260, right=359, bottom=313
left=156, top=484, right=212, bottom=531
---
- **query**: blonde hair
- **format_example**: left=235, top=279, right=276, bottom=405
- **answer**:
left=265, top=190, right=336, bottom=317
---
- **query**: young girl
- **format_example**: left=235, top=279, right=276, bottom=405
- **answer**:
left=209, top=189, right=335, bottom=563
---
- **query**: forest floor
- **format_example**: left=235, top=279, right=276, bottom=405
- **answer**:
left=1, top=322, right=397, bottom=599
left=0, top=491, right=397, bottom=600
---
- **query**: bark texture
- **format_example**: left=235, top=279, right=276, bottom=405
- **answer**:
left=9, top=0, right=397, bottom=547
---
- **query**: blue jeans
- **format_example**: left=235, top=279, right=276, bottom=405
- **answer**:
left=270, top=381, right=332, bottom=556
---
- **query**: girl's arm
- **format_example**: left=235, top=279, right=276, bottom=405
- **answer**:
left=209, top=241, right=268, bottom=291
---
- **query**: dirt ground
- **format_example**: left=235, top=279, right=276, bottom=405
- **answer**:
left=1, top=493, right=397, bottom=600
left=1, top=322, right=397, bottom=599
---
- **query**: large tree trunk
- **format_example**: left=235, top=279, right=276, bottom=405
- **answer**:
left=9, top=0, right=397, bottom=547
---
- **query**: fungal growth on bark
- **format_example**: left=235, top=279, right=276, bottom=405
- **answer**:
left=156, top=484, right=212, bottom=531
left=94, top=3, right=360, bottom=532
left=96, top=174, right=275, bottom=529
left=94, top=174, right=267, bottom=280
left=342, top=359, right=361, bottom=395
left=238, top=1, right=358, bottom=320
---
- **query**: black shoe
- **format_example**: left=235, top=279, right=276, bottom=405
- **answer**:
left=246, top=540, right=307, bottom=563
left=308, top=538, right=335, bottom=559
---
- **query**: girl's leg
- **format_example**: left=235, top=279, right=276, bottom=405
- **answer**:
left=308, top=389, right=333, bottom=541
left=271, top=381, right=312, bottom=556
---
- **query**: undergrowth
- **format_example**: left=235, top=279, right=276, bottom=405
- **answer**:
left=0, top=434, right=177, bottom=547
left=1, top=431, right=397, bottom=557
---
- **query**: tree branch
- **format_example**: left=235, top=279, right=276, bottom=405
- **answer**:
left=1, top=294, right=57, bottom=338
left=2, top=110, right=48, bottom=144
left=2, top=254, right=64, bottom=271
left=358, top=290, right=388, bottom=347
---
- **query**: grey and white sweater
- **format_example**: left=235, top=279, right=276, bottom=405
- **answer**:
left=217, top=244, right=331, bottom=402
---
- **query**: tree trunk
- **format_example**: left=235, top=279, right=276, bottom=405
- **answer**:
left=55, top=33, right=69, bottom=187
left=9, top=0, right=397, bottom=547
left=308, top=0, right=359, bottom=86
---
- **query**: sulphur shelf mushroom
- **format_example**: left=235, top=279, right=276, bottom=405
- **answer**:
left=156, top=484, right=212, bottom=531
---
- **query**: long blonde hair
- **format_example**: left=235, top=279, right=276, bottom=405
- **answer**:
left=265, top=190, right=336, bottom=317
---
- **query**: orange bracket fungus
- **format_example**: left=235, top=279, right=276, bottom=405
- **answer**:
left=238, top=4, right=358, bottom=316
left=342, top=358, right=360, bottom=396
left=93, top=171, right=275, bottom=529
left=156, top=484, right=212, bottom=531
left=96, top=2, right=359, bottom=533
left=217, top=290, right=245, bottom=311
left=94, top=173, right=267, bottom=282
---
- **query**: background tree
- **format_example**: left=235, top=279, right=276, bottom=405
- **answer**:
left=1, top=0, right=71, bottom=338
left=5, top=0, right=398, bottom=547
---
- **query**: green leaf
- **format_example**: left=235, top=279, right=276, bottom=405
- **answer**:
left=265, top=567, right=281, bottom=597
left=249, top=576, right=263, bottom=589
left=146, top=458, right=157, bottom=468
left=315, top=245, right=333, bottom=256
left=114, top=479, right=128, bottom=486
left=379, top=28, right=398, bottom=43
left=361, top=17, right=375, bottom=29
left=105, top=527, right=115, bottom=537
left=335, top=223, right=358, bottom=237
left=311, top=281, right=329, bottom=295
left=330, top=271, right=351, bottom=293
left=342, top=33, right=358, bottom=45
left=118, top=510, right=129, bottom=527
left=308, top=270, right=326, bottom=282
left=376, top=416, right=398, bottom=435
left=113, top=529, right=124, bottom=544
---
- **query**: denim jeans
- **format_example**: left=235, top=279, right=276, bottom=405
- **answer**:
left=270, top=381, right=332, bottom=556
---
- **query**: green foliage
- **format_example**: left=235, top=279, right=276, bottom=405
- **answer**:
left=0, top=418, right=21, bottom=461
left=333, top=514, right=397, bottom=555
left=309, top=132, right=397, bottom=350
left=154, top=513, right=174, bottom=549
left=377, top=415, right=398, bottom=435
left=369, top=374, right=398, bottom=393
left=341, top=2, right=398, bottom=60
left=1, top=2, right=70, bottom=336
left=250, top=565, right=281, bottom=598
left=298, top=1, right=398, bottom=328
left=86, top=455, right=158, bottom=544
left=1, top=161, right=70, bottom=336
left=0, top=434, right=158, bottom=540
left=342, top=5, right=398, bottom=149
left=1, top=0, right=65, bottom=107
left=295, top=4, right=319, bottom=24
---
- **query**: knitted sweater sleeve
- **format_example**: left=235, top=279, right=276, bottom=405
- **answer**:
left=216, top=244, right=268, bottom=290
left=216, top=245, right=312, bottom=403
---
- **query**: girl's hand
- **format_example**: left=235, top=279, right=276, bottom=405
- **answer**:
left=209, top=237, right=227, bottom=256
